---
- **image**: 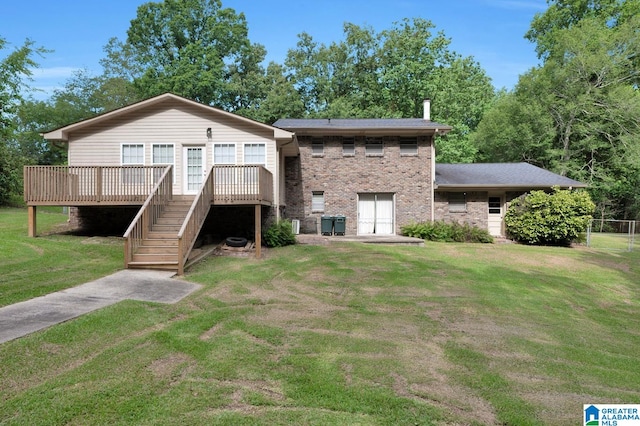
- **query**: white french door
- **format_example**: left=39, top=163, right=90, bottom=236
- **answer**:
left=183, top=146, right=205, bottom=194
left=358, top=193, right=394, bottom=235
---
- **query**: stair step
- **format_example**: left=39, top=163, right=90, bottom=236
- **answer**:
left=141, top=238, right=178, bottom=246
left=133, top=253, right=178, bottom=263
left=156, top=218, right=186, bottom=225
left=147, top=231, right=179, bottom=239
left=160, top=211, right=190, bottom=217
left=136, top=246, right=179, bottom=255
left=128, top=261, right=179, bottom=271
left=152, top=225, right=182, bottom=233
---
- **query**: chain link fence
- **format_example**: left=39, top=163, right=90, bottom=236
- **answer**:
left=586, top=219, right=638, bottom=251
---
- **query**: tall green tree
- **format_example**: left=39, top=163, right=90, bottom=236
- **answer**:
left=526, top=0, right=640, bottom=62
left=475, top=2, right=640, bottom=219
left=284, top=18, right=494, bottom=162
left=0, top=36, right=46, bottom=205
left=102, top=0, right=269, bottom=109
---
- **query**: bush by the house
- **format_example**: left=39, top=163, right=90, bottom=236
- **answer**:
left=504, top=188, right=594, bottom=246
left=264, top=219, right=297, bottom=247
left=401, top=221, right=494, bottom=243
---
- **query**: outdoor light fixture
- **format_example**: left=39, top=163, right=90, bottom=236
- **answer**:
left=206, top=127, right=212, bottom=139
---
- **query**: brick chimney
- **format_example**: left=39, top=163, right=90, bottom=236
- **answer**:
left=423, top=99, right=431, bottom=121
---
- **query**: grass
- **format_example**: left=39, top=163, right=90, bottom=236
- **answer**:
left=0, top=207, right=123, bottom=306
left=1, top=208, right=639, bottom=425
left=586, top=231, right=637, bottom=251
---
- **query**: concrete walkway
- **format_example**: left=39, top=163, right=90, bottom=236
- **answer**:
left=0, top=270, right=201, bottom=344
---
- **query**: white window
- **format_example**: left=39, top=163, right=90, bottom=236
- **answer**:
left=244, top=143, right=266, bottom=165
left=152, top=144, right=174, bottom=165
left=214, top=143, right=237, bottom=184
left=449, top=193, right=466, bottom=212
left=342, top=137, right=355, bottom=156
left=244, top=143, right=266, bottom=183
left=400, top=137, right=418, bottom=155
left=365, top=137, right=383, bottom=156
left=152, top=144, right=175, bottom=182
left=312, top=191, right=325, bottom=212
left=121, top=144, right=144, bottom=184
left=122, top=144, right=144, bottom=165
left=311, top=138, right=324, bottom=156
left=214, top=143, right=236, bottom=164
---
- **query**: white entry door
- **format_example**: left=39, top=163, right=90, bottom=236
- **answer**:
left=488, top=193, right=504, bottom=237
left=358, top=193, right=394, bottom=235
left=183, top=146, right=205, bottom=194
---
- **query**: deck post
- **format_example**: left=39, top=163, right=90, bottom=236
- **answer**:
left=28, top=206, right=37, bottom=237
left=254, top=204, right=262, bottom=259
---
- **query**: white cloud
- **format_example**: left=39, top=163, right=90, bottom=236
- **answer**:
left=30, top=66, right=80, bottom=79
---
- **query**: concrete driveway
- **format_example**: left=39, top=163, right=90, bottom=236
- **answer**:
left=0, top=269, right=201, bottom=344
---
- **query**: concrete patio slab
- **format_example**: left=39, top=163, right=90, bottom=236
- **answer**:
left=0, top=270, right=201, bottom=344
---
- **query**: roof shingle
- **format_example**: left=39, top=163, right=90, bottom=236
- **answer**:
left=435, top=163, right=586, bottom=188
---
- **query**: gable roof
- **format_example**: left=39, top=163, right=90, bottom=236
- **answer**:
left=43, top=92, right=295, bottom=142
left=273, top=118, right=452, bottom=136
left=435, top=162, right=587, bottom=189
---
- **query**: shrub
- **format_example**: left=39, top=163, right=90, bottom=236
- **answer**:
left=504, top=187, right=594, bottom=246
left=401, top=221, right=493, bottom=243
left=264, top=219, right=297, bottom=247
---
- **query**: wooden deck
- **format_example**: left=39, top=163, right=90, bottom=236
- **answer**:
left=23, top=165, right=273, bottom=206
left=24, top=165, right=272, bottom=273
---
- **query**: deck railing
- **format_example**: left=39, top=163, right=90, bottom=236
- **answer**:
left=24, top=165, right=169, bottom=205
left=177, top=167, right=215, bottom=275
left=24, top=165, right=273, bottom=206
left=212, top=165, right=273, bottom=204
left=123, top=166, right=173, bottom=268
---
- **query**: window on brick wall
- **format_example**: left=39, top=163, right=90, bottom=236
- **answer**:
left=399, top=137, right=418, bottom=155
left=311, top=138, right=324, bottom=156
left=312, top=191, right=325, bottom=212
left=449, top=192, right=466, bottom=212
left=342, top=137, right=355, bottom=156
left=365, top=137, right=383, bottom=156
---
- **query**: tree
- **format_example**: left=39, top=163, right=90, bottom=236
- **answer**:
left=475, top=3, right=640, bottom=219
left=526, top=0, right=640, bottom=63
left=102, top=0, right=269, bottom=109
left=0, top=36, right=46, bottom=205
left=505, top=188, right=595, bottom=246
left=242, top=63, right=305, bottom=125
left=284, top=18, right=494, bottom=162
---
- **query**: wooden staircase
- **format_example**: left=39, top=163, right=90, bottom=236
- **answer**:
left=127, top=195, right=195, bottom=270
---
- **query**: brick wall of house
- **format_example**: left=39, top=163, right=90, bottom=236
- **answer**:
left=284, top=135, right=433, bottom=235
left=434, top=191, right=488, bottom=229
left=434, top=190, right=529, bottom=232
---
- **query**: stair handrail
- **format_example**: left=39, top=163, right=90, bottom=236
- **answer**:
left=176, top=166, right=215, bottom=275
left=123, top=165, right=173, bottom=268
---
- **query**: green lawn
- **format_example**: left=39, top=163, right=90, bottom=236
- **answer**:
left=1, top=208, right=639, bottom=425
left=0, top=208, right=123, bottom=306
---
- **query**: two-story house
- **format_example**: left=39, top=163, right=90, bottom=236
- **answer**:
left=274, top=99, right=451, bottom=236
left=27, top=93, right=585, bottom=273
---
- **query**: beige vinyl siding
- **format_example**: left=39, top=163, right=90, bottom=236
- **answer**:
left=67, top=99, right=278, bottom=196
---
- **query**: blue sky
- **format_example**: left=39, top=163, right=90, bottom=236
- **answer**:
left=2, top=0, right=547, bottom=100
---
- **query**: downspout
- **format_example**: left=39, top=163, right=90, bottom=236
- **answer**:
left=431, top=133, right=436, bottom=222
left=275, top=146, right=281, bottom=221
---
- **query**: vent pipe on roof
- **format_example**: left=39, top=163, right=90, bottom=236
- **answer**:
left=423, top=99, right=431, bottom=121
